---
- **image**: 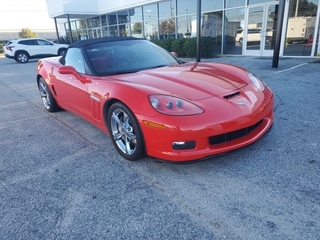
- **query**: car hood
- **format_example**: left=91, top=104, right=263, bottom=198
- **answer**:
left=109, top=62, right=249, bottom=100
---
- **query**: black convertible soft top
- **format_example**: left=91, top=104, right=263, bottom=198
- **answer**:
left=68, top=37, right=139, bottom=48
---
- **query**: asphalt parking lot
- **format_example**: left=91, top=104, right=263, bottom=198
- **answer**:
left=0, top=55, right=319, bottom=240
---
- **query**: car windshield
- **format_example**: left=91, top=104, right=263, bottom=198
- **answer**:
left=84, top=39, right=180, bottom=76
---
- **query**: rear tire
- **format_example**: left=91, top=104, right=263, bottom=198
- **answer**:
left=38, top=77, right=59, bottom=112
left=15, top=51, right=29, bottom=63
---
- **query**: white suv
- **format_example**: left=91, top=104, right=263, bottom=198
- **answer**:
left=4, top=38, right=69, bottom=63
left=235, top=28, right=273, bottom=44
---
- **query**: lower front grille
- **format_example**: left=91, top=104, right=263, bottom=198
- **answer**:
left=209, top=119, right=264, bottom=145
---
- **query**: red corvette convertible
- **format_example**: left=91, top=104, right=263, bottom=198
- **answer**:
left=36, top=37, right=274, bottom=161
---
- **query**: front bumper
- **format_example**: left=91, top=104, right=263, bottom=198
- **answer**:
left=140, top=87, right=274, bottom=162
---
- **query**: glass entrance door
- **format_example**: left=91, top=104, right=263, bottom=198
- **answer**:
left=243, top=3, right=278, bottom=56
left=92, top=28, right=101, bottom=38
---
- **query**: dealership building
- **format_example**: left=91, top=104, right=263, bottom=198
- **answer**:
left=46, top=0, right=320, bottom=58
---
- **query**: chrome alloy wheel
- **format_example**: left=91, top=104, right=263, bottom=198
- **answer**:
left=110, top=108, right=137, bottom=155
left=39, top=81, right=51, bottom=110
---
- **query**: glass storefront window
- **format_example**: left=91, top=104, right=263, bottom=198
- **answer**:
left=159, top=0, right=176, bottom=38
left=159, top=18, right=176, bottom=38
left=107, top=13, right=117, bottom=25
left=202, top=0, right=223, bottom=12
left=159, top=0, right=176, bottom=18
left=119, top=24, right=130, bottom=36
left=177, top=0, right=196, bottom=16
left=284, top=0, right=318, bottom=56
left=76, top=20, right=87, bottom=30
left=143, top=4, right=158, bottom=40
left=79, top=30, right=88, bottom=40
left=87, top=17, right=101, bottom=28
left=109, top=26, right=118, bottom=37
left=101, top=15, right=107, bottom=26
left=102, top=27, right=109, bottom=37
left=70, top=21, right=77, bottom=30
left=226, top=0, right=246, bottom=8
left=201, top=11, right=223, bottom=55
left=130, top=7, right=143, bottom=38
left=248, top=0, right=276, bottom=5
left=118, top=10, right=129, bottom=24
left=224, top=8, right=245, bottom=54
left=177, top=14, right=196, bottom=38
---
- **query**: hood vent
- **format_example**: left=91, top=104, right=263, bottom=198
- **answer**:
left=223, top=91, right=240, bottom=99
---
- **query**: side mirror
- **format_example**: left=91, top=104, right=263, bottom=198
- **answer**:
left=171, top=51, right=178, bottom=57
left=58, top=66, right=91, bottom=83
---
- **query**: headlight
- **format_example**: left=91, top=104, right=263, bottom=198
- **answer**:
left=148, top=94, right=204, bottom=116
left=247, top=72, right=266, bottom=91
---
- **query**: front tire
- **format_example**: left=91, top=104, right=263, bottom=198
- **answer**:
left=107, top=102, right=145, bottom=161
left=38, top=77, right=59, bottom=112
left=15, top=51, right=29, bottom=63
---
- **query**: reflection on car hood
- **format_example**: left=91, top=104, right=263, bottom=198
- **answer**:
left=110, top=62, right=249, bottom=100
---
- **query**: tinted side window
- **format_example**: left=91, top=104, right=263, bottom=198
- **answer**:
left=37, top=40, right=53, bottom=45
left=19, top=40, right=38, bottom=45
left=64, top=48, right=85, bottom=74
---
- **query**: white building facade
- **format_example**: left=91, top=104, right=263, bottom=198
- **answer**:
left=46, top=0, right=320, bottom=57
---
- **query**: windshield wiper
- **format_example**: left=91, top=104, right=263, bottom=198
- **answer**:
left=149, top=64, right=169, bottom=69
left=115, top=70, right=139, bottom=74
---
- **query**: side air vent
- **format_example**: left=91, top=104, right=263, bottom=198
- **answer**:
left=223, top=91, right=240, bottom=99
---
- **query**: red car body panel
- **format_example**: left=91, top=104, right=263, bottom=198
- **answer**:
left=37, top=57, right=274, bottom=162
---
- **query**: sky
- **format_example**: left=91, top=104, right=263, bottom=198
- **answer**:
left=0, top=0, right=55, bottom=31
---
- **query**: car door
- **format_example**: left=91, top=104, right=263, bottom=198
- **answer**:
left=53, top=48, right=91, bottom=118
left=19, top=39, right=39, bottom=56
left=36, top=39, right=56, bottom=55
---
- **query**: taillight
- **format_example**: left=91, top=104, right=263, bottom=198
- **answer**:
left=6, top=46, right=14, bottom=51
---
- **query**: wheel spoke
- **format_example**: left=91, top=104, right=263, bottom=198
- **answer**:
left=112, top=112, right=124, bottom=127
left=125, top=136, right=133, bottom=154
left=125, top=131, right=136, bottom=143
left=113, top=132, right=123, bottom=141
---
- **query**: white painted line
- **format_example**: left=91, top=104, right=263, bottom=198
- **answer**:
left=272, top=63, right=308, bottom=74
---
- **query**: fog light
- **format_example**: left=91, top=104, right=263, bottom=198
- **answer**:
left=172, top=141, right=196, bottom=150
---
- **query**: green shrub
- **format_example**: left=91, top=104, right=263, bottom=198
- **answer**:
left=152, top=37, right=214, bottom=58
left=183, top=37, right=214, bottom=58
left=0, top=43, right=4, bottom=53
left=172, top=38, right=187, bottom=57
left=199, top=37, right=214, bottom=58
left=183, top=38, right=197, bottom=58
left=156, top=38, right=175, bottom=52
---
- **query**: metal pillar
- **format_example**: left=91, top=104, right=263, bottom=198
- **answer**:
left=67, top=14, right=73, bottom=43
left=196, top=0, right=201, bottom=62
left=272, top=0, right=286, bottom=68
left=54, top=18, right=60, bottom=43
